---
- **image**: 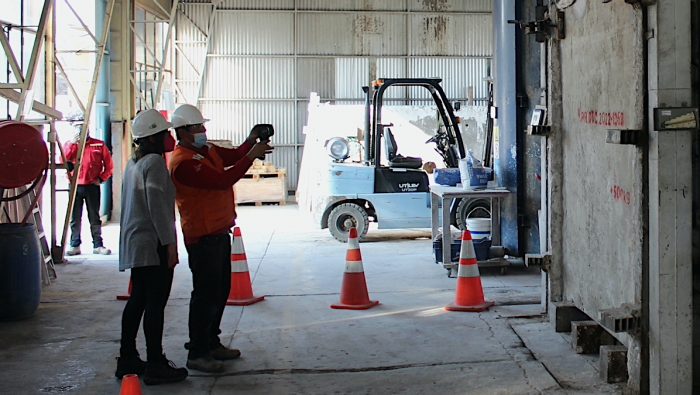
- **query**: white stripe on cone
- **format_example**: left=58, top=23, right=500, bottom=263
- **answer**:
left=231, top=233, right=249, bottom=273
left=231, top=260, right=249, bottom=273
left=348, top=236, right=360, bottom=250
left=459, top=242, right=476, bottom=260
left=345, top=260, right=364, bottom=273
left=232, top=236, right=245, bottom=255
left=457, top=263, right=480, bottom=278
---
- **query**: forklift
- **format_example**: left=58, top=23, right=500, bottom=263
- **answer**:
left=319, top=78, right=490, bottom=242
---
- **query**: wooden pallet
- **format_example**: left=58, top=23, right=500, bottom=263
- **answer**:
left=234, top=165, right=287, bottom=206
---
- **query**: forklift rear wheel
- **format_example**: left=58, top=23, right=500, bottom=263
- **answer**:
left=328, top=203, right=369, bottom=242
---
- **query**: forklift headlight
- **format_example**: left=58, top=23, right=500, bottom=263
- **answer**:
left=325, top=137, right=350, bottom=162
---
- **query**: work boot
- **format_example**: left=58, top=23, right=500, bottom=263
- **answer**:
left=186, top=356, right=225, bottom=373
left=93, top=246, right=111, bottom=255
left=143, top=355, right=188, bottom=385
left=114, top=354, right=146, bottom=379
left=210, top=343, right=241, bottom=360
left=66, top=246, right=81, bottom=256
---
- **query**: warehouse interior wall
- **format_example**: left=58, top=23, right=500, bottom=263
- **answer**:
left=175, top=0, right=494, bottom=193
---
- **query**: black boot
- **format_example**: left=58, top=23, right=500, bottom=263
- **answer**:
left=143, top=355, right=188, bottom=385
left=115, top=354, right=146, bottom=379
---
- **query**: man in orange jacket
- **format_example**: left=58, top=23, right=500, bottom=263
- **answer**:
left=169, top=104, right=272, bottom=373
left=64, top=116, right=113, bottom=256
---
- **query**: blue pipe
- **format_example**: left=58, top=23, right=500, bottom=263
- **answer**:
left=493, top=0, right=520, bottom=255
left=96, top=0, right=112, bottom=220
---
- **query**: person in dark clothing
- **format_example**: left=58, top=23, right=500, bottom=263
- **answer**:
left=169, top=104, right=272, bottom=373
left=115, top=109, right=187, bottom=385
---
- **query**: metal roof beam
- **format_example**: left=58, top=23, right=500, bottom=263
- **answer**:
left=16, top=0, right=54, bottom=120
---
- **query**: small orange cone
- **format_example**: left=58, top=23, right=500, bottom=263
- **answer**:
left=119, top=374, right=142, bottom=395
left=226, top=227, right=265, bottom=306
left=445, top=230, right=494, bottom=312
left=331, top=227, right=379, bottom=310
left=116, top=277, right=133, bottom=301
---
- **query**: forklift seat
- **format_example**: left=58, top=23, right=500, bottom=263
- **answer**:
left=384, top=128, right=423, bottom=169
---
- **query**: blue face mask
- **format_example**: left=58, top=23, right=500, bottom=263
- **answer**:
left=192, top=132, right=208, bottom=148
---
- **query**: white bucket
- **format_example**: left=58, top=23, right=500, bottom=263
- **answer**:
left=466, top=218, right=491, bottom=240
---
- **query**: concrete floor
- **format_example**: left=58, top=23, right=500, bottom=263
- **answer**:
left=0, top=204, right=624, bottom=394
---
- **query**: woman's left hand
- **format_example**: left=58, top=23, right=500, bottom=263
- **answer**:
left=167, top=243, right=179, bottom=268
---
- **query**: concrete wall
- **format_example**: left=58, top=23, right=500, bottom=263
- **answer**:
left=557, top=0, right=644, bottom=377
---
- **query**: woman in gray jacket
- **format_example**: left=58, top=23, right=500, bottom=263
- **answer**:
left=115, top=109, right=187, bottom=385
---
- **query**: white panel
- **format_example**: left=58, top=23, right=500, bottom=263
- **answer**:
left=335, top=58, right=369, bottom=99
left=176, top=4, right=211, bottom=103
left=410, top=14, right=492, bottom=56
left=376, top=58, right=407, bottom=99
left=200, top=101, right=295, bottom=142
left=409, top=0, right=491, bottom=12
left=178, top=3, right=211, bottom=38
left=297, top=13, right=406, bottom=55
left=199, top=100, right=298, bottom=190
left=216, top=0, right=294, bottom=9
left=297, top=0, right=407, bottom=11
left=203, top=58, right=294, bottom=99
left=297, top=58, right=335, bottom=98
left=213, top=11, right=293, bottom=54
left=409, top=58, right=489, bottom=101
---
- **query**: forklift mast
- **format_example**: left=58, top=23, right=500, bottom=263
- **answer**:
left=363, top=78, right=466, bottom=168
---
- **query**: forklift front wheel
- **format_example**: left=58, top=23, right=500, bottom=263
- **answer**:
left=327, top=203, right=369, bottom=242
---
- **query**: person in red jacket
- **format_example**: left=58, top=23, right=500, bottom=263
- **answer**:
left=64, top=116, right=114, bottom=255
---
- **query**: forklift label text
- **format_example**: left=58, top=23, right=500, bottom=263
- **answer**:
left=578, top=109, right=625, bottom=127
left=398, top=183, right=420, bottom=192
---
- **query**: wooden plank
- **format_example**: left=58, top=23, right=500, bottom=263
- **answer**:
left=0, top=88, right=63, bottom=119
left=234, top=174, right=287, bottom=204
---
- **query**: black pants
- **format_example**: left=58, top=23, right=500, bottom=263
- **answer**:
left=120, top=245, right=174, bottom=362
left=186, top=233, right=231, bottom=359
left=69, top=184, right=103, bottom=248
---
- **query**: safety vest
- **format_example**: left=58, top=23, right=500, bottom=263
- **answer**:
left=169, top=145, right=235, bottom=241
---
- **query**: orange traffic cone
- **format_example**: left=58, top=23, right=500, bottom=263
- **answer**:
left=116, top=277, right=133, bottom=301
left=331, top=227, right=379, bottom=310
left=445, top=230, right=494, bottom=312
left=119, top=374, right=142, bottom=395
left=226, top=227, right=265, bottom=306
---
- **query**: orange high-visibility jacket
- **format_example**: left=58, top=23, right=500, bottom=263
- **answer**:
left=169, top=143, right=253, bottom=243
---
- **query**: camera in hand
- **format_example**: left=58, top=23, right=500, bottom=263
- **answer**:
left=252, top=124, right=274, bottom=142
left=251, top=124, right=274, bottom=160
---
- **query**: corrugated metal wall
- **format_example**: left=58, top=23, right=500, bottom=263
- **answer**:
left=176, top=1, right=493, bottom=191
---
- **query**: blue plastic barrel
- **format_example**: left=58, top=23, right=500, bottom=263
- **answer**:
left=0, top=223, right=42, bottom=320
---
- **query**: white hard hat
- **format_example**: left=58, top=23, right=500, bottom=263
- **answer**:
left=131, top=109, right=172, bottom=139
left=171, top=104, right=209, bottom=128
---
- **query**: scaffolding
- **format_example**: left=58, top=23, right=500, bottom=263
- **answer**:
left=0, top=0, right=205, bottom=278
